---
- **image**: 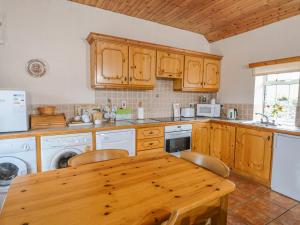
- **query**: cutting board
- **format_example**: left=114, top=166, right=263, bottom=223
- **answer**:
left=30, top=113, right=66, bottom=130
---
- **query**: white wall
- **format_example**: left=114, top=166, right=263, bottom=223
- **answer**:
left=211, top=15, right=300, bottom=104
left=0, top=0, right=210, bottom=104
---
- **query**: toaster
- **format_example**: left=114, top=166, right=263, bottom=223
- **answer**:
left=180, top=107, right=195, bottom=118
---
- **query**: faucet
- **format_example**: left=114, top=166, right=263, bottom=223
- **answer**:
left=255, top=113, right=270, bottom=124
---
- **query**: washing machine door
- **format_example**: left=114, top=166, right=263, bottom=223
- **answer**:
left=0, top=157, right=28, bottom=192
left=50, top=148, right=82, bottom=170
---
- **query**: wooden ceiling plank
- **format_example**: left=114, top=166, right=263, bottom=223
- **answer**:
left=70, top=0, right=300, bottom=42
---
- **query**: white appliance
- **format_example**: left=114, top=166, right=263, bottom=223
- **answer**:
left=173, top=103, right=180, bottom=118
left=96, top=129, right=135, bottom=156
left=0, top=137, right=36, bottom=209
left=0, top=90, right=29, bottom=133
left=165, top=124, right=192, bottom=157
left=271, top=133, right=300, bottom=201
left=227, top=108, right=238, bottom=120
left=196, top=104, right=221, bottom=117
left=41, top=133, right=92, bottom=171
left=180, top=107, right=195, bottom=118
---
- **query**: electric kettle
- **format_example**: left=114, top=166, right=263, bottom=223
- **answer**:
left=227, top=108, right=238, bottom=120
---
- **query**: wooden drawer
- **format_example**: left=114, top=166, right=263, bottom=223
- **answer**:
left=137, top=137, right=164, bottom=151
left=137, top=127, right=164, bottom=139
left=137, top=148, right=164, bottom=156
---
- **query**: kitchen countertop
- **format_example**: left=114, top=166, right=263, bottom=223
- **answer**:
left=1, top=117, right=300, bottom=139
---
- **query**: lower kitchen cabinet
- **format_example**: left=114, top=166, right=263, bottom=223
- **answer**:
left=210, top=123, right=236, bottom=167
left=192, top=123, right=210, bottom=155
left=235, top=127, right=273, bottom=184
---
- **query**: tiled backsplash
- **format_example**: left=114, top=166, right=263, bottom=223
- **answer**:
left=95, top=80, right=216, bottom=119
left=221, top=104, right=254, bottom=120
left=30, top=80, right=258, bottom=121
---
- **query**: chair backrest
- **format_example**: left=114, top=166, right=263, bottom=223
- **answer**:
left=180, top=151, right=230, bottom=178
left=68, top=149, right=129, bottom=167
left=164, top=198, right=219, bottom=225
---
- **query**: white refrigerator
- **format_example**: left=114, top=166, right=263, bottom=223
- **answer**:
left=272, top=133, right=300, bottom=201
left=0, top=90, right=29, bottom=133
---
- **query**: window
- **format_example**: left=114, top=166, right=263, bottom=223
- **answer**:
left=254, top=72, right=300, bottom=125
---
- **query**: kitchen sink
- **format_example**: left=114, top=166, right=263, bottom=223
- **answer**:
left=241, top=121, right=280, bottom=128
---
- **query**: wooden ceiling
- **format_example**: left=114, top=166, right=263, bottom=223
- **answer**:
left=71, top=0, right=300, bottom=42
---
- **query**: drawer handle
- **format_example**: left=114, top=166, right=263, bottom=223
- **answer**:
left=149, top=131, right=154, bottom=135
left=149, top=142, right=154, bottom=145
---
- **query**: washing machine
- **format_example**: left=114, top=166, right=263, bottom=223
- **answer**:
left=41, top=133, right=92, bottom=171
left=0, top=137, right=36, bottom=209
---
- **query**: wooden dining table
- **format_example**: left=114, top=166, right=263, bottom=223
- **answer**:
left=0, top=153, right=235, bottom=225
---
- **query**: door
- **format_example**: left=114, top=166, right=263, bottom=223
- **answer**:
left=210, top=123, right=235, bottom=167
left=129, top=46, right=156, bottom=87
left=235, top=127, right=272, bottom=183
left=156, top=51, right=184, bottom=78
left=184, top=56, right=204, bottom=89
left=95, top=41, right=128, bottom=85
left=203, top=58, right=220, bottom=89
left=192, top=123, right=210, bottom=155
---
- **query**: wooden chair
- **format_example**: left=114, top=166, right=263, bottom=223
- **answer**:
left=68, top=149, right=129, bottom=167
left=180, top=151, right=230, bottom=178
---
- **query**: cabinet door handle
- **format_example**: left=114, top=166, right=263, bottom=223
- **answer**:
left=124, top=77, right=127, bottom=81
left=130, top=77, right=132, bottom=82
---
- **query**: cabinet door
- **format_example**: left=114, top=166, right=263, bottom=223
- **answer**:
left=157, top=51, right=184, bottom=78
left=95, top=41, right=128, bottom=85
left=184, top=56, right=204, bottom=89
left=235, top=128, right=272, bottom=183
left=203, top=59, right=220, bottom=89
left=129, top=46, right=156, bottom=87
left=210, top=123, right=235, bottom=167
left=192, top=123, right=210, bottom=155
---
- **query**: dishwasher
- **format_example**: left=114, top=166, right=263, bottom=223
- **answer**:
left=96, top=129, right=136, bottom=156
left=271, top=133, right=300, bottom=201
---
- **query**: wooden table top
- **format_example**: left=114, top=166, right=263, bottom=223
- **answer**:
left=0, top=153, right=235, bottom=225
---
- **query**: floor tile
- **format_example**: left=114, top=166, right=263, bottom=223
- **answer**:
left=246, top=198, right=286, bottom=219
left=275, top=209, right=300, bottom=225
left=259, top=191, right=298, bottom=209
left=233, top=204, right=272, bottom=225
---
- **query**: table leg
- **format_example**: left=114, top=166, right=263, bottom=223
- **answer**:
left=211, top=195, right=228, bottom=225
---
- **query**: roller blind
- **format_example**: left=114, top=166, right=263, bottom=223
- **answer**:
left=252, top=61, right=300, bottom=76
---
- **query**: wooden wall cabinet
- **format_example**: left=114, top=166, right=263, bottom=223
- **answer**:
left=156, top=51, right=184, bottom=79
left=203, top=58, right=220, bottom=90
left=129, top=46, right=156, bottom=87
left=174, top=56, right=221, bottom=92
left=235, top=127, right=273, bottom=184
left=210, top=123, right=236, bottom=168
left=90, top=40, right=155, bottom=89
left=93, top=41, right=128, bottom=87
left=192, top=122, right=210, bottom=155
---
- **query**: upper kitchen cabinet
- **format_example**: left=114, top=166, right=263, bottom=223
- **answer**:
left=156, top=51, right=184, bottom=79
left=87, top=33, right=222, bottom=90
left=93, top=40, right=129, bottom=87
left=129, top=46, right=156, bottom=87
left=173, top=56, right=221, bottom=92
left=203, top=58, right=220, bottom=90
left=235, top=127, right=273, bottom=185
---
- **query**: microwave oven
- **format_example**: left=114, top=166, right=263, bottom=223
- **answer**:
left=196, top=104, right=221, bottom=117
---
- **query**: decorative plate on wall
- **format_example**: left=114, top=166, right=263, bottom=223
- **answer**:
left=26, top=59, right=48, bottom=78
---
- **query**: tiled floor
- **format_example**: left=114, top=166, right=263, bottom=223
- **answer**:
left=227, top=174, right=300, bottom=225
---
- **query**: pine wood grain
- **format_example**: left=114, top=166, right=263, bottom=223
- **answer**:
left=71, top=0, right=300, bottom=42
left=0, top=153, right=235, bottom=225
